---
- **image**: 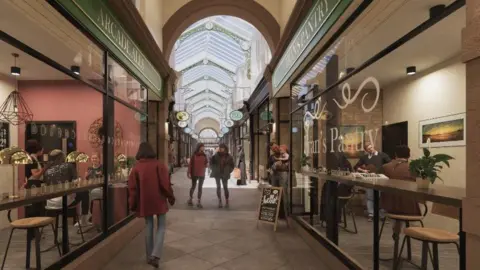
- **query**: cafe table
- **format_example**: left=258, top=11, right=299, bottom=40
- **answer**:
left=0, top=181, right=103, bottom=255
left=303, top=170, right=466, bottom=270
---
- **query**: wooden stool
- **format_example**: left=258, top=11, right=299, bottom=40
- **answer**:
left=1, top=217, right=60, bottom=270
left=394, top=203, right=460, bottom=270
left=379, top=202, right=428, bottom=266
left=45, top=206, right=85, bottom=246
left=395, top=227, right=459, bottom=270
left=338, top=193, right=358, bottom=234
left=90, top=198, right=103, bottom=232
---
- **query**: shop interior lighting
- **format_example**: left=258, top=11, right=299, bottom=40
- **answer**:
left=10, top=53, right=20, bottom=76
left=406, top=66, right=416, bottom=76
left=71, top=65, right=80, bottom=75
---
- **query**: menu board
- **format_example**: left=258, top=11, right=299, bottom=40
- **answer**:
left=0, top=122, right=9, bottom=150
left=257, top=187, right=283, bottom=231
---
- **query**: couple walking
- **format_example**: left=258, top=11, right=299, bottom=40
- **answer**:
left=188, top=143, right=234, bottom=208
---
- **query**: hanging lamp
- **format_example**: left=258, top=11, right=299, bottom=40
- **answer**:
left=0, top=54, right=33, bottom=125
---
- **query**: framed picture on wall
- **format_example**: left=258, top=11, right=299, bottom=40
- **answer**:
left=339, top=125, right=365, bottom=158
left=419, top=113, right=466, bottom=148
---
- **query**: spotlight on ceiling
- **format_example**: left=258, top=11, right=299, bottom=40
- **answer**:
left=10, top=53, right=20, bottom=76
left=406, top=66, right=416, bottom=76
left=71, top=65, right=80, bottom=75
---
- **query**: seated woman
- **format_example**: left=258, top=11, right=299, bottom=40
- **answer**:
left=44, top=150, right=91, bottom=227
left=86, top=153, right=103, bottom=201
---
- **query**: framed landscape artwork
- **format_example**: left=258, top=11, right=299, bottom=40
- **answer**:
left=339, top=125, right=365, bottom=158
left=419, top=113, right=466, bottom=148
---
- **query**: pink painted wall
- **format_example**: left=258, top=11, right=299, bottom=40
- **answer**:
left=17, top=80, right=141, bottom=182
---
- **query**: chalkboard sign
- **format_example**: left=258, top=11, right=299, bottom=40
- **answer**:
left=0, top=122, right=10, bottom=150
left=257, top=186, right=283, bottom=231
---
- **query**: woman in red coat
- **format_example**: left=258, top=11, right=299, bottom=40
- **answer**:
left=187, top=143, right=208, bottom=208
left=128, top=142, right=175, bottom=268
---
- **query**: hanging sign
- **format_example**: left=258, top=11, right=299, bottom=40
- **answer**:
left=230, top=110, right=244, bottom=121
left=183, top=127, right=192, bottom=134
left=224, top=119, right=234, bottom=127
left=176, top=111, right=190, bottom=121
left=260, top=111, right=272, bottom=121
left=177, top=121, right=188, bottom=128
left=257, top=187, right=283, bottom=231
left=272, top=0, right=353, bottom=95
left=221, top=127, right=230, bottom=133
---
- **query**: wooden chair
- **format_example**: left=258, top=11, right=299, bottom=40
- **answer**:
left=1, top=217, right=60, bottom=270
left=394, top=203, right=460, bottom=270
left=379, top=202, right=428, bottom=265
left=338, top=188, right=359, bottom=234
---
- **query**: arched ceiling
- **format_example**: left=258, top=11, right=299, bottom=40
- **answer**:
left=173, top=15, right=268, bottom=128
left=194, top=118, right=220, bottom=134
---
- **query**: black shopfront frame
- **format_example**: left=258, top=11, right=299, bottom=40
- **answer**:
left=286, top=1, right=466, bottom=270
left=0, top=2, right=155, bottom=268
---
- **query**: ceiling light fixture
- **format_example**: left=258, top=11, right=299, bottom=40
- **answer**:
left=406, top=66, right=416, bottom=76
left=10, top=53, right=20, bottom=76
left=346, top=67, right=355, bottom=74
left=71, top=65, right=80, bottom=75
left=430, top=5, right=446, bottom=19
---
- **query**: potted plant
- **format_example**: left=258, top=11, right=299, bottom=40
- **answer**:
left=301, top=153, right=312, bottom=171
left=409, top=148, right=454, bottom=189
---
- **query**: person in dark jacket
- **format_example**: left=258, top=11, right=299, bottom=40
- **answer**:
left=128, top=142, right=175, bottom=268
left=354, top=142, right=391, bottom=221
left=210, top=143, right=234, bottom=208
left=187, top=143, right=208, bottom=208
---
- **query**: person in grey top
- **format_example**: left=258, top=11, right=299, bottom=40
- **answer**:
left=354, top=143, right=391, bottom=221
left=44, top=150, right=91, bottom=226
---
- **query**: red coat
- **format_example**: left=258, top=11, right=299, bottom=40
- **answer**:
left=128, top=159, right=174, bottom=217
left=188, top=153, right=208, bottom=177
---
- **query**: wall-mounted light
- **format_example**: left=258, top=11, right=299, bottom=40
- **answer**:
left=165, top=122, right=169, bottom=135
left=10, top=53, right=20, bottom=76
left=406, top=66, right=416, bottom=76
left=271, top=123, right=276, bottom=134
left=71, top=65, right=80, bottom=75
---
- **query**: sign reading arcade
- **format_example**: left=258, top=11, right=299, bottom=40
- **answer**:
left=272, top=0, right=352, bottom=95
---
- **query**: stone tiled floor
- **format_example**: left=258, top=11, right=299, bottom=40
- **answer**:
left=103, top=169, right=330, bottom=270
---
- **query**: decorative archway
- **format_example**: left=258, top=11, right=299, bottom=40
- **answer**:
left=163, top=0, right=280, bottom=60
left=194, top=117, right=220, bottom=134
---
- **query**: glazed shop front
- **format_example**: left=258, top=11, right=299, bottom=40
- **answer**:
left=0, top=0, right=166, bottom=268
left=273, top=0, right=469, bottom=269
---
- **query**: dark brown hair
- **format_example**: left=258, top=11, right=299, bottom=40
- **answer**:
left=26, top=139, right=42, bottom=154
left=135, top=142, right=156, bottom=160
left=194, top=143, right=205, bottom=154
left=218, top=143, right=229, bottom=154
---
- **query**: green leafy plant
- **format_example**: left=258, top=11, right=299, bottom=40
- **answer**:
left=408, top=148, right=454, bottom=183
left=301, top=153, right=312, bottom=167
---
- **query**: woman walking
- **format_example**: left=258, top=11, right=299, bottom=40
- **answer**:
left=210, top=144, right=234, bottom=208
left=128, top=142, right=175, bottom=268
left=187, top=143, right=208, bottom=208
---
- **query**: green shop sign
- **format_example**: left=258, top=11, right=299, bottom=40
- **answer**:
left=272, top=0, right=352, bottom=95
left=54, top=0, right=163, bottom=97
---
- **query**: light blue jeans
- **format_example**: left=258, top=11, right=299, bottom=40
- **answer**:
left=366, top=189, right=385, bottom=218
left=145, top=215, right=166, bottom=259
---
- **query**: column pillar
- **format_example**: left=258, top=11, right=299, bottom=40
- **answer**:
left=463, top=0, right=480, bottom=268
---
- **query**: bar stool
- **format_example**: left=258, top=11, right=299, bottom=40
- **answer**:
left=394, top=203, right=460, bottom=270
left=90, top=198, right=103, bottom=232
left=1, top=217, right=61, bottom=270
left=379, top=202, right=428, bottom=265
left=45, top=205, right=85, bottom=246
left=338, top=190, right=358, bottom=234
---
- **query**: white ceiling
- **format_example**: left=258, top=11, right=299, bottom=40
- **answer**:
left=285, top=0, right=462, bottom=97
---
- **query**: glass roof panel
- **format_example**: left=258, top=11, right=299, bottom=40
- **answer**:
left=172, top=15, right=267, bottom=128
left=199, top=128, right=218, bottom=138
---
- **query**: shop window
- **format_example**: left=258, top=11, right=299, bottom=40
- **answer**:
left=0, top=39, right=104, bottom=267
left=108, top=58, right=147, bottom=111
left=290, top=2, right=465, bottom=269
left=0, top=1, right=105, bottom=89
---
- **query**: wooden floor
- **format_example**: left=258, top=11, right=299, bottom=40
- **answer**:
left=0, top=220, right=101, bottom=270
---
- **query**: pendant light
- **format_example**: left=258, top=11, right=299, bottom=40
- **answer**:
left=0, top=53, right=34, bottom=125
